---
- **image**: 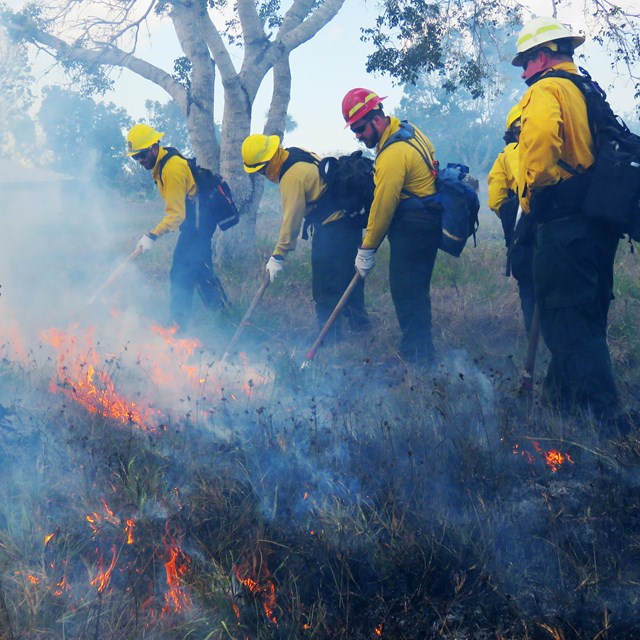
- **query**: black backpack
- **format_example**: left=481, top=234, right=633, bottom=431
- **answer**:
left=539, top=67, right=640, bottom=240
left=157, top=147, right=239, bottom=232
left=280, top=147, right=374, bottom=238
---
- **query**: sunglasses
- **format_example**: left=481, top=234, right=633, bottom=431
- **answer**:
left=520, top=50, right=540, bottom=71
left=350, top=120, right=371, bottom=135
left=132, top=147, right=152, bottom=160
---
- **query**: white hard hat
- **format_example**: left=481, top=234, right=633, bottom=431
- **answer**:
left=512, top=16, right=585, bottom=66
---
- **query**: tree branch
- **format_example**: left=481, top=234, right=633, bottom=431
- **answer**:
left=6, top=15, right=187, bottom=103
left=277, top=0, right=345, bottom=52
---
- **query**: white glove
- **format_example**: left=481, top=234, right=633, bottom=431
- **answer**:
left=136, top=234, right=155, bottom=253
left=266, top=255, right=284, bottom=283
left=355, top=248, right=376, bottom=278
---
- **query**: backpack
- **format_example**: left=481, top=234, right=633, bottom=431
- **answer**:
left=157, top=147, right=239, bottom=232
left=539, top=67, right=640, bottom=240
left=436, top=163, right=481, bottom=257
left=280, top=147, right=374, bottom=238
left=380, top=121, right=480, bottom=257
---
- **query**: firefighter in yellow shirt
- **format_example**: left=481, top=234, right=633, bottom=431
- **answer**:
left=241, top=134, right=370, bottom=339
left=126, top=124, right=227, bottom=331
left=487, top=105, right=535, bottom=334
left=341, top=88, right=441, bottom=366
left=513, top=17, right=619, bottom=417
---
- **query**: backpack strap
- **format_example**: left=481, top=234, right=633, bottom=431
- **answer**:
left=155, top=146, right=184, bottom=187
left=279, top=147, right=319, bottom=180
left=379, top=121, right=438, bottom=199
left=532, top=67, right=621, bottom=175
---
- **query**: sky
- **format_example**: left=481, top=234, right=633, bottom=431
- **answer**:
left=16, top=0, right=640, bottom=155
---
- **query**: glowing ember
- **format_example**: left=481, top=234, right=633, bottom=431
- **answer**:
left=374, top=622, right=384, bottom=637
left=513, top=440, right=574, bottom=473
left=53, top=577, right=69, bottom=597
left=532, top=441, right=574, bottom=473
left=90, top=544, right=117, bottom=593
left=42, top=326, right=158, bottom=431
left=44, top=532, right=55, bottom=546
left=233, top=560, right=278, bottom=626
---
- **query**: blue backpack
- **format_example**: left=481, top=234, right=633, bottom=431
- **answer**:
left=381, top=122, right=480, bottom=257
left=435, top=163, right=480, bottom=257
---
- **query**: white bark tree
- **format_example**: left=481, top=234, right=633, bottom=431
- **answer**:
left=3, top=0, right=345, bottom=262
left=0, top=25, right=36, bottom=161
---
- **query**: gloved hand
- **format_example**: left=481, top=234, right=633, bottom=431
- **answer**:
left=266, top=255, right=284, bottom=283
left=355, top=248, right=376, bottom=278
left=136, top=234, right=155, bottom=253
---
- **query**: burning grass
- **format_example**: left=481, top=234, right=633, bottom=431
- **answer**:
left=1, top=223, right=640, bottom=639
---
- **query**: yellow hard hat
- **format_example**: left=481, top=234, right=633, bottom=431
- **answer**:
left=126, top=124, right=164, bottom=156
left=505, top=105, right=522, bottom=130
left=512, top=16, right=585, bottom=67
left=241, top=134, right=280, bottom=173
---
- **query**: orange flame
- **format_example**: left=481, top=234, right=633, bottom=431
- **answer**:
left=161, top=527, right=192, bottom=616
left=90, top=544, right=117, bottom=593
left=532, top=441, right=574, bottom=473
left=234, top=560, right=278, bottom=626
left=513, top=441, right=574, bottom=472
left=44, top=532, right=55, bottom=546
left=374, top=622, right=384, bottom=637
left=42, top=326, right=158, bottom=430
left=125, top=518, right=135, bottom=544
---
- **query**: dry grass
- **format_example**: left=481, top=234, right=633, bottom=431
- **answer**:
left=1, top=213, right=640, bottom=639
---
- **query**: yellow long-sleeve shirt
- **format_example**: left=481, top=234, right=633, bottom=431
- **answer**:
left=487, top=142, right=520, bottom=216
left=265, top=147, right=341, bottom=258
left=518, top=62, right=594, bottom=213
left=363, top=117, right=437, bottom=249
left=150, top=147, right=197, bottom=237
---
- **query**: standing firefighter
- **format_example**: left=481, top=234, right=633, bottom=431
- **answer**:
left=241, top=134, right=370, bottom=340
left=342, top=88, right=441, bottom=367
left=487, top=105, right=535, bottom=334
left=513, top=17, right=619, bottom=417
left=126, top=124, right=227, bottom=332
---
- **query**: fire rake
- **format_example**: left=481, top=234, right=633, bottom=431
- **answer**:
left=301, top=272, right=362, bottom=370
left=221, top=271, right=270, bottom=362
left=87, top=246, right=143, bottom=306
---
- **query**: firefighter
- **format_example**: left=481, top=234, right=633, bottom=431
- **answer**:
left=513, top=17, right=619, bottom=417
left=125, top=124, right=227, bottom=331
left=341, top=88, right=441, bottom=367
left=487, top=105, right=535, bottom=334
left=241, top=134, right=370, bottom=338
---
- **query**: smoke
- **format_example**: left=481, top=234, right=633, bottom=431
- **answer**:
left=2, top=176, right=640, bottom=638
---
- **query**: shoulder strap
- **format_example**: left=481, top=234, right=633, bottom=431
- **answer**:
left=379, top=121, right=437, bottom=175
left=280, top=147, right=319, bottom=180
left=156, top=147, right=185, bottom=186
left=532, top=68, right=606, bottom=175
left=379, top=121, right=438, bottom=198
left=535, top=67, right=626, bottom=146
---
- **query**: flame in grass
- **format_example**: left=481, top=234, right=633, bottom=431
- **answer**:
left=233, top=559, right=278, bottom=626
left=374, top=622, right=384, bottom=637
left=90, top=544, right=117, bottom=593
left=42, top=326, right=158, bottom=431
left=125, top=518, right=135, bottom=544
left=161, top=526, right=192, bottom=617
left=512, top=440, right=574, bottom=473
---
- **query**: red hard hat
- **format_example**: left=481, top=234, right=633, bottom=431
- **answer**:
left=341, top=88, right=386, bottom=127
